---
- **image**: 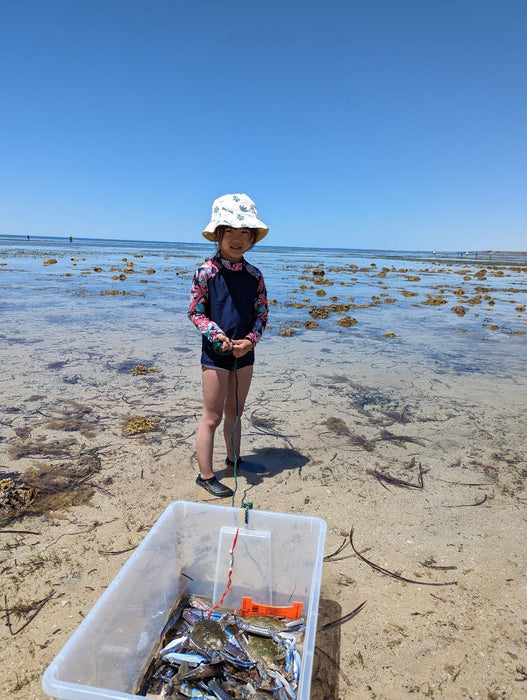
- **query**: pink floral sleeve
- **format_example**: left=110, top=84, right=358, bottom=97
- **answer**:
left=188, top=262, right=225, bottom=343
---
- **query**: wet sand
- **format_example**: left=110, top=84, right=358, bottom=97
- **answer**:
left=1, top=245, right=526, bottom=699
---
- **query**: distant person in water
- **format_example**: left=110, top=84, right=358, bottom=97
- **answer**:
left=188, top=194, right=269, bottom=498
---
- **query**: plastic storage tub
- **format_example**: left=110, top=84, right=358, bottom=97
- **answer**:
left=42, top=500, right=327, bottom=699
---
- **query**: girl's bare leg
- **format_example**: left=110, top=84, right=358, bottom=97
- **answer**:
left=196, top=367, right=229, bottom=479
left=223, top=365, right=254, bottom=462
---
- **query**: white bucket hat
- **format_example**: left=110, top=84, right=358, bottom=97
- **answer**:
left=202, top=193, right=269, bottom=243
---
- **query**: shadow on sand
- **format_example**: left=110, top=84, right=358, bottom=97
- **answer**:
left=220, top=446, right=310, bottom=485
left=311, top=597, right=347, bottom=699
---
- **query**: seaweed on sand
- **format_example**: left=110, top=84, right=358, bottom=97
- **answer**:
left=323, top=417, right=349, bottom=436
left=9, top=435, right=77, bottom=460
left=324, top=537, right=349, bottom=561
left=322, top=417, right=376, bottom=451
left=0, top=449, right=102, bottom=524
left=323, top=377, right=413, bottom=425
left=319, top=600, right=367, bottom=631
left=370, top=462, right=425, bottom=490
left=131, top=365, right=157, bottom=375
left=249, top=410, right=297, bottom=447
left=376, top=429, right=424, bottom=448
left=4, top=590, right=56, bottom=636
left=0, top=478, right=39, bottom=523
left=349, top=528, right=457, bottom=586
left=442, top=494, right=488, bottom=507
left=41, top=401, right=99, bottom=438
left=124, top=416, right=159, bottom=435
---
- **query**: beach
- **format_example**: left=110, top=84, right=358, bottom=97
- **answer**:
left=1, top=238, right=526, bottom=699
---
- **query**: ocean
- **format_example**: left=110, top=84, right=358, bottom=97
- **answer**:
left=1, top=235, right=525, bottom=378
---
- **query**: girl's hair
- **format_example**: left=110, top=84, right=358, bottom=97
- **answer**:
left=214, top=225, right=258, bottom=247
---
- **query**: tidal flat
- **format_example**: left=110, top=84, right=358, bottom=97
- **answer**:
left=1, top=238, right=526, bottom=698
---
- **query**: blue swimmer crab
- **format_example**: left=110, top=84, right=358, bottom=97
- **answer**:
left=139, top=597, right=303, bottom=698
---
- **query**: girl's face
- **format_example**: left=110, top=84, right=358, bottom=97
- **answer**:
left=217, top=227, right=253, bottom=262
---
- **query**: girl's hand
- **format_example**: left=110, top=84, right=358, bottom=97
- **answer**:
left=232, top=338, right=254, bottom=357
left=216, top=334, right=233, bottom=353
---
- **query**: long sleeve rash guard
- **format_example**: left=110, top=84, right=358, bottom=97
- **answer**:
left=188, top=253, right=268, bottom=366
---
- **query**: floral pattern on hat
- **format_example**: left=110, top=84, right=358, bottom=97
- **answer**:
left=202, top=193, right=269, bottom=243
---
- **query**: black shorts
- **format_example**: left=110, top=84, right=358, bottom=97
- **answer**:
left=201, top=346, right=255, bottom=371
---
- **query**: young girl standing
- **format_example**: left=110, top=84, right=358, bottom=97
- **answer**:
left=188, top=194, right=269, bottom=497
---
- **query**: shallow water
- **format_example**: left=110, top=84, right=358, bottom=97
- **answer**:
left=1, top=236, right=525, bottom=379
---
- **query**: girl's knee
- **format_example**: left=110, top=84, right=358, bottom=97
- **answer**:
left=201, top=411, right=223, bottom=430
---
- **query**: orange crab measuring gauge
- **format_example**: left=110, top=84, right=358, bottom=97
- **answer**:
left=240, top=596, right=303, bottom=619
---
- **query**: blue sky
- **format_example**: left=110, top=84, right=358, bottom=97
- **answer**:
left=1, top=1, right=526, bottom=251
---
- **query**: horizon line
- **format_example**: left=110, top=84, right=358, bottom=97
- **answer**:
left=0, top=233, right=525, bottom=257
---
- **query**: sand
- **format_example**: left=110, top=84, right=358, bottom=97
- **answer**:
left=1, top=247, right=527, bottom=699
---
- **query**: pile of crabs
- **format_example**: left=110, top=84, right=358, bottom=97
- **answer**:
left=138, top=596, right=304, bottom=699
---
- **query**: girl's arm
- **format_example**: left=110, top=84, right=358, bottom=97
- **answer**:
left=188, top=265, right=225, bottom=343
left=245, top=273, right=269, bottom=347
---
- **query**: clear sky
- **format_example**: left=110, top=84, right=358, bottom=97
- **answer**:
left=1, top=1, right=526, bottom=251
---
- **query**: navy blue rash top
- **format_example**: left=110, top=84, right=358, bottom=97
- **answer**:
left=202, top=265, right=259, bottom=370
left=189, top=253, right=268, bottom=371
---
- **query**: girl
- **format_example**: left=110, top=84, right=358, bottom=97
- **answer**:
left=188, top=193, right=269, bottom=497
